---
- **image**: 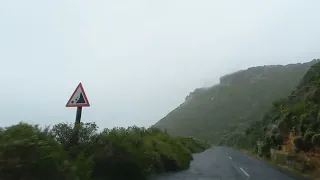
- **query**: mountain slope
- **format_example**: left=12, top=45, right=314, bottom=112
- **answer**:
left=243, top=61, right=320, bottom=151
left=239, top=61, right=320, bottom=176
left=154, top=59, right=320, bottom=144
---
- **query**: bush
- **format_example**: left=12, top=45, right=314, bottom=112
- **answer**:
left=51, top=122, right=98, bottom=147
left=89, top=127, right=207, bottom=179
left=270, top=133, right=283, bottom=147
left=312, top=134, right=320, bottom=147
left=303, top=131, right=316, bottom=150
left=293, top=136, right=305, bottom=150
left=0, top=122, right=210, bottom=180
left=257, top=137, right=271, bottom=158
left=272, top=98, right=287, bottom=108
left=0, top=123, right=67, bottom=180
left=302, top=157, right=314, bottom=172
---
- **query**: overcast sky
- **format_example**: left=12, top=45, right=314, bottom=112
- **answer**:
left=1, top=0, right=320, bottom=128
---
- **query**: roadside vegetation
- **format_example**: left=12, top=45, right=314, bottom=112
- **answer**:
left=154, top=59, right=320, bottom=178
left=234, top=62, right=320, bottom=178
left=0, top=122, right=210, bottom=180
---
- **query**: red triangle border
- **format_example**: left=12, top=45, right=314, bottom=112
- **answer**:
left=66, top=83, right=90, bottom=107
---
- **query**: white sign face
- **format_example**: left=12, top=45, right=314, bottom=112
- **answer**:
left=66, top=83, right=90, bottom=107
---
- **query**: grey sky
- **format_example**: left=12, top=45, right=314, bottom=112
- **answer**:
left=1, top=0, right=320, bottom=128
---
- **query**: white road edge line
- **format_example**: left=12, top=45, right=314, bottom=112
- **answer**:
left=239, top=167, right=250, bottom=178
left=229, top=156, right=232, bottom=160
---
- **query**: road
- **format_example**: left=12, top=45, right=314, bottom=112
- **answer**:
left=153, top=146, right=298, bottom=180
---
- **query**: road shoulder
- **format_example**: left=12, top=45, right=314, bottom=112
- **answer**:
left=239, top=149, right=313, bottom=180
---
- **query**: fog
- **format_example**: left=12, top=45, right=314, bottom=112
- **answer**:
left=1, top=0, right=320, bottom=128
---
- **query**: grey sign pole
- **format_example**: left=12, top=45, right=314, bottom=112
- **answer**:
left=66, top=83, right=90, bottom=148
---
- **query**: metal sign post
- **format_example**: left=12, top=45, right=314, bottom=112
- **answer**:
left=66, top=83, right=90, bottom=147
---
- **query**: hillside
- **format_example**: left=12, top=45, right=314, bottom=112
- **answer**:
left=238, top=61, right=320, bottom=177
left=154, top=59, right=320, bottom=144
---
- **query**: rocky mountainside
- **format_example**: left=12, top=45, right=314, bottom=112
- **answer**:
left=243, top=60, right=320, bottom=153
left=237, top=60, right=320, bottom=176
left=153, top=59, right=320, bottom=144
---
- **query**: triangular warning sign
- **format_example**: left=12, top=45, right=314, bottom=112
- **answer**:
left=66, top=83, right=90, bottom=107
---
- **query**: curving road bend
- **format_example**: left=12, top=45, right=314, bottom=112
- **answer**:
left=153, top=146, right=298, bottom=180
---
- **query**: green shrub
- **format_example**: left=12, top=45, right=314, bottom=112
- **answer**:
left=303, top=131, right=316, bottom=150
left=302, top=157, right=314, bottom=172
left=0, top=123, right=67, bottom=180
left=257, top=138, right=271, bottom=158
left=51, top=122, right=98, bottom=147
left=293, top=136, right=305, bottom=150
left=0, top=122, right=210, bottom=180
left=270, top=133, right=283, bottom=147
left=312, top=134, right=320, bottom=147
left=66, top=152, right=93, bottom=180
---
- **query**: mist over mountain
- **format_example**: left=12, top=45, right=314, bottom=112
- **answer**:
left=153, top=59, right=320, bottom=144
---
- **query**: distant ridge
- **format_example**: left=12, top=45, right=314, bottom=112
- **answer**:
left=153, top=59, right=320, bottom=144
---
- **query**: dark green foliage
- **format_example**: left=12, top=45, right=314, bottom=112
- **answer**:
left=304, top=131, right=316, bottom=150
left=154, top=60, right=319, bottom=144
left=271, top=133, right=283, bottom=147
left=257, top=137, right=272, bottom=158
left=0, top=123, right=67, bottom=180
left=0, top=122, right=210, bottom=180
left=241, top=61, right=320, bottom=158
left=293, top=136, right=304, bottom=150
left=312, top=134, right=320, bottom=147
left=51, top=122, right=74, bottom=145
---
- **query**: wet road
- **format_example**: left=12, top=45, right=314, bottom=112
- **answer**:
left=153, top=146, right=296, bottom=180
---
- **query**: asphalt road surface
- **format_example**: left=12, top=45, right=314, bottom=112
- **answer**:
left=153, top=146, right=297, bottom=180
